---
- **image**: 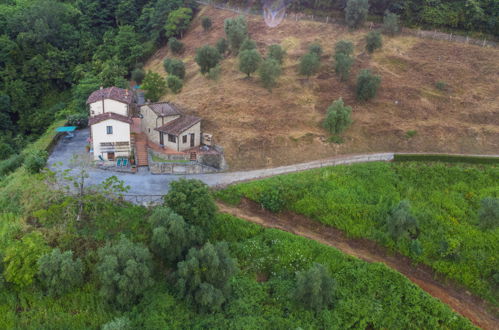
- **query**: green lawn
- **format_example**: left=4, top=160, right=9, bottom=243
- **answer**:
left=217, top=162, right=499, bottom=306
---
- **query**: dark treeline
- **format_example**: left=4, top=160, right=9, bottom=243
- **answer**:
left=227, top=0, right=498, bottom=36
left=0, top=0, right=196, bottom=160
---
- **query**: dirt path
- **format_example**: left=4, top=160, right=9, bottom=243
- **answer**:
left=217, top=199, right=499, bottom=329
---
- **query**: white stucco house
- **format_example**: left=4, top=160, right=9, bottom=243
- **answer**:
left=87, top=87, right=134, bottom=161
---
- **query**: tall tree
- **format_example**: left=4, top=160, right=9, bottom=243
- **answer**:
left=142, top=71, right=167, bottom=102
left=195, top=45, right=221, bottom=74
left=345, top=0, right=369, bottom=29
left=294, top=263, right=336, bottom=311
left=239, top=49, right=261, bottom=77
left=224, top=16, right=248, bottom=53
left=37, top=248, right=83, bottom=297
left=165, top=7, right=193, bottom=38
left=323, top=98, right=353, bottom=135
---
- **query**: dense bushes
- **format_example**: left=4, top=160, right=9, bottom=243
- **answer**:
left=24, top=150, right=48, bottom=174
left=394, top=153, right=499, bottom=164
left=224, top=16, right=248, bottom=53
left=323, top=98, right=352, bottom=135
left=218, top=162, right=499, bottom=306
left=195, top=45, right=222, bottom=74
left=37, top=249, right=83, bottom=297
left=258, top=59, right=282, bottom=91
left=163, top=58, right=186, bottom=79
left=365, top=31, right=383, bottom=53
left=294, top=263, right=335, bottom=311
left=142, top=71, right=167, bottom=102
left=345, top=0, right=369, bottom=29
left=356, top=69, right=381, bottom=101
left=239, top=49, right=261, bottom=77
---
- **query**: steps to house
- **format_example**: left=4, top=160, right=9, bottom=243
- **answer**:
left=133, top=133, right=149, bottom=167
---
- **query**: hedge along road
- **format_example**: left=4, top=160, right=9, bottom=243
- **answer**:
left=217, top=199, right=499, bottom=330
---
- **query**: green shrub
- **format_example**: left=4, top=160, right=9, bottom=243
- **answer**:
left=201, top=16, right=212, bottom=32
left=478, top=197, right=499, bottom=230
left=0, top=154, right=24, bottom=176
left=66, top=113, right=88, bottom=128
left=163, top=179, right=217, bottom=229
left=410, top=239, right=423, bottom=257
left=298, top=53, right=320, bottom=77
left=224, top=16, right=248, bottom=53
left=258, top=58, right=282, bottom=91
left=37, top=248, right=83, bottom=296
left=165, top=7, right=192, bottom=38
left=345, top=0, right=369, bottom=29
left=258, top=185, right=285, bottom=213
left=267, top=44, right=286, bottom=64
left=334, top=53, right=354, bottom=81
left=386, top=200, right=419, bottom=240
left=195, top=45, right=221, bottom=74
left=308, top=43, right=323, bottom=56
left=393, top=154, right=499, bottom=164
left=334, top=40, right=354, bottom=57
left=142, top=71, right=167, bottom=102
left=207, top=65, right=221, bottom=81
left=24, top=150, right=48, bottom=174
left=435, top=81, right=448, bottom=91
left=216, top=38, right=229, bottom=56
left=239, top=49, right=261, bottom=77
left=102, top=317, right=132, bottom=330
left=355, top=69, right=381, bottom=101
left=163, top=58, right=185, bottom=79
left=294, top=263, right=335, bottom=311
left=323, top=98, right=352, bottom=135
left=239, top=38, right=257, bottom=52
left=96, top=236, right=153, bottom=307
left=365, top=31, right=383, bottom=53
left=0, top=142, right=14, bottom=161
left=383, top=11, right=400, bottom=35
left=168, top=37, right=184, bottom=54
left=167, top=75, right=183, bottom=94
left=176, top=242, right=238, bottom=312
left=405, top=130, right=417, bottom=139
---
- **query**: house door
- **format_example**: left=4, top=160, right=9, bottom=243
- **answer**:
left=107, top=152, right=115, bottom=161
left=159, top=132, right=164, bottom=146
left=190, top=133, right=195, bottom=147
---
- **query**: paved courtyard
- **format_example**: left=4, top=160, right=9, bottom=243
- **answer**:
left=48, top=128, right=395, bottom=200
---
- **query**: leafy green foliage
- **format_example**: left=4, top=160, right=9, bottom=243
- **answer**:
left=239, top=38, right=257, bottom=52
left=96, top=236, right=153, bottom=307
left=37, top=248, right=83, bottom=297
left=308, top=43, right=323, bottom=56
left=478, top=197, right=499, bottom=230
left=102, top=317, right=132, bottom=330
left=176, top=242, right=238, bottom=311
left=365, top=31, right=383, bottom=53
left=195, top=45, right=222, bottom=74
left=219, top=162, right=499, bottom=305
left=207, top=65, right=222, bottom=81
left=267, top=44, right=286, bottom=64
left=167, top=75, right=183, bottom=94
left=165, top=8, right=193, bottom=38
left=345, top=0, right=369, bottom=29
left=201, top=16, right=212, bottom=32
left=224, top=16, right=248, bottom=53
left=294, top=263, right=335, bottom=311
left=163, top=58, right=186, bottom=79
left=131, top=68, right=146, bottom=85
left=216, top=38, right=229, bottom=56
left=163, top=179, right=217, bottom=229
left=334, top=53, right=354, bottom=81
left=258, top=59, right=282, bottom=91
left=323, top=98, right=352, bottom=135
left=394, top=154, right=499, bottom=164
left=299, top=53, right=320, bottom=77
left=3, top=232, right=49, bottom=287
left=239, top=49, right=262, bottom=77
left=334, top=40, right=354, bottom=57
left=168, top=37, right=184, bottom=54
left=356, top=69, right=381, bottom=101
left=149, top=207, right=202, bottom=263
left=24, top=150, right=48, bottom=174
left=386, top=201, right=419, bottom=240
left=258, top=185, right=285, bottom=212
left=383, top=11, right=401, bottom=35
left=142, top=71, right=167, bottom=102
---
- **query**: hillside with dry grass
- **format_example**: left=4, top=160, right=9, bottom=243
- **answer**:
left=144, top=5, right=499, bottom=170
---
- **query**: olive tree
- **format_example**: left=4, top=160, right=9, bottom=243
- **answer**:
left=356, top=69, right=381, bottom=101
left=323, top=98, right=352, bottom=135
left=365, top=31, right=383, bottom=53
left=37, top=248, right=83, bottom=296
left=176, top=242, right=238, bottom=311
left=383, top=11, right=400, bottom=35
left=267, top=44, right=286, bottom=64
left=345, top=0, right=369, bottom=29
left=294, top=263, right=335, bottom=311
left=163, top=58, right=185, bottom=79
left=239, top=49, right=261, bottom=77
left=195, top=45, right=221, bottom=74
left=142, top=71, right=167, bottom=102
left=334, top=53, right=354, bottom=81
left=167, top=75, right=183, bottom=94
left=299, top=53, right=320, bottom=77
left=216, top=38, right=229, bottom=56
left=201, top=16, right=212, bottom=32
left=239, top=38, right=257, bottom=52
left=224, top=16, right=248, bottom=53
left=96, top=236, right=153, bottom=307
left=168, top=37, right=184, bottom=54
left=334, top=40, right=354, bottom=57
left=386, top=200, right=419, bottom=240
left=258, top=58, right=282, bottom=91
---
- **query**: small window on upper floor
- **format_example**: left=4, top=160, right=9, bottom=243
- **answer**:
left=106, top=126, right=113, bottom=134
left=182, top=135, right=187, bottom=143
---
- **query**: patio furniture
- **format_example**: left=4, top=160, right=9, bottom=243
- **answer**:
left=122, top=158, right=128, bottom=167
left=98, top=155, right=105, bottom=161
left=56, top=126, right=77, bottom=142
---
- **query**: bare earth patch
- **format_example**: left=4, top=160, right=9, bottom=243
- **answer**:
left=144, top=6, right=499, bottom=170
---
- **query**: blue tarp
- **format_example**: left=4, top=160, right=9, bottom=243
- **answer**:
left=56, top=126, right=77, bottom=132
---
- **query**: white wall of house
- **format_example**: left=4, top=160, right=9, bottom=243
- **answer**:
left=140, top=106, right=179, bottom=146
left=91, top=119, right=131, bottom=160
left=89, top=99, right=129, bottom=117
left=178, top=122, right=201, bottom=151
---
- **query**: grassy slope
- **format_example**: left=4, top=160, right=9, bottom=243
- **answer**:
left=217, top=162, right=499, bottom=306
left=144, top=6, right=499, bottom=170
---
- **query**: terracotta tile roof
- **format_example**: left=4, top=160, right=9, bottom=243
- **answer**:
left=141, top=102, right=182, bottom=117
left=86, top=87, right=133, bottom=105
left=155, top=115, right=201, bottom=136
left=89, top=112, right=133, bottom=126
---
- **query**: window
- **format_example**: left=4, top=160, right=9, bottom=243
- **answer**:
left=106, top=126, right=113, bottom=134
left=168, top=134, right=176, bottom=143
left=182, top=135, right=187, bottom=143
